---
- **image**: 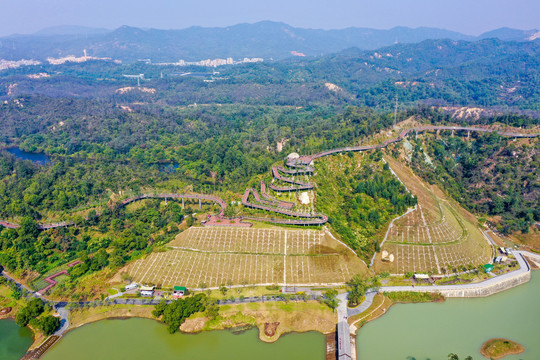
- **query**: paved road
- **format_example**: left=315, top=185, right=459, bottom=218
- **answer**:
left=336, top=291, right=378, bottom=320
left=337, top=293, right=347, bottom=321
left=54, top=305, right=69, bottom=336
left=520, top=250, right=540, bottom=262
left=1, top=271, right=40, bottom=297
left=2, top=249, right=530, bottom=312
left=382, top=250, right=530, bottom=293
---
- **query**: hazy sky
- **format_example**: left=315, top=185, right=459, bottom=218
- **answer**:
left=1, top=0, right=539, bottom=36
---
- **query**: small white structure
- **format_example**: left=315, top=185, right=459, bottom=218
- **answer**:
left=287, top=152, right=300, bottom=160
left=140, top=285, right=155, bottom=297
left=381, top=251, right=395, bottom=262
left=125, top=283, right=138, bottom=291
left=298, top=192, right=310, bottom=204
left=414, top=274, right=430, bottom=280
left=494, top=256, right=503, bottom=264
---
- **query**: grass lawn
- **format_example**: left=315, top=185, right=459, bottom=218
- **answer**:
left=181, top=300, right=336, bottom=342
left=348, top=293, right=390, bottom=331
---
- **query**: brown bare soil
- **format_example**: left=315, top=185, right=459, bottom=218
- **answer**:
left=181, top=301, right=335, bottom=343
left=0, top=307, right=12, bottom=315
left=27, top=324, right=48, bottom=351
left=264, top=322, right=280, bottom=337
left=373, top=156, right=491, bottom=275
left=513, top=230, right=540, bottom=252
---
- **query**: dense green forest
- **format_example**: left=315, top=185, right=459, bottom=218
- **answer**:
left=408, top=132, right=539, bottom=234
left=0, top=196, right=191, bottom=299
left=0, top=95, right=537, bottom=283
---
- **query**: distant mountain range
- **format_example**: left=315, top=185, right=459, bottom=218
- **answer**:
left=0, top=21, right=538, bottom=62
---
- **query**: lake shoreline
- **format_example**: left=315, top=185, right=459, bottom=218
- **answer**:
left=356, top=271, right=539, bottom=359
left=39, top=317, right=326, bottom=360
left=44, top=299, right=334, bottom=350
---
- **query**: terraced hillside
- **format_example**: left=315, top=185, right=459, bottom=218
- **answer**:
left=126, top=227, right=368, bottom=288
left=313, top=151, right=417, bottom=260
left=373, top=156, right=492, bottom=275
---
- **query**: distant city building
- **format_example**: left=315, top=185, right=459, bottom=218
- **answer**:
left=155, top=57, right=263, bottom=68
left=0, top=59, right=41, bottom=71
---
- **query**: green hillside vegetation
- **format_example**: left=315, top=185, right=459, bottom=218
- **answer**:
left=0, top=198, right=190, bottom=299
left=408, top=132, right=540, bottom=234
left=152, top=293, right=207, bottom=333
left=314, top=150, right=417, bottom=260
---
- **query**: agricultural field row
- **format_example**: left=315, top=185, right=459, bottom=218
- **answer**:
left=169, top=227, right=342, bottom=255
left=374, top=156, right=492, bottom=274
left=388, top=204, right=463, bottom=244
left=127, top=248, right=365, bottom=288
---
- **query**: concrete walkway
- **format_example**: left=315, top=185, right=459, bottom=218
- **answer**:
left=2, top=249, right=531, bottom=309
left=336, top=293, right=347, bottom=321
left=335, top=293, right=352, bottom=359
left=3, top=250, right=535, bottom=360
left=382, top=250, right=530, bottom=295
left=520, top=250, right=540, bottom=262
left=347, top=291, right=376, bottom=317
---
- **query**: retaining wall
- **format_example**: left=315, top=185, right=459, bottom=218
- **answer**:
left=439, top=270, right=531, bottom=298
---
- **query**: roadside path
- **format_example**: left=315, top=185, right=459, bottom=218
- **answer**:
left=54, top=305, right=69, bottom=336
left=0, top=249, right=533, bottom=341
left=3, top=250, right=535, bottom=360
left=1, top=249, right=530, bottom=313
left=382, top=250, right=529, bottom=293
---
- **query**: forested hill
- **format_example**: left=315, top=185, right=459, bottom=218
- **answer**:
left=254, top=38, right=540, bottom=110
left=2, top=38, right=539, bottom=112
left=0, top=21, right=538, bottom=62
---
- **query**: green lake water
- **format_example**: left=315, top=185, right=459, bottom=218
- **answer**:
left=42, top=318, right=325, bottom=360
left=357, top=272, right=540, bottom=360
left=30, top=271, right=540, bottom=360
left=0, top=319, right=34, bottom=360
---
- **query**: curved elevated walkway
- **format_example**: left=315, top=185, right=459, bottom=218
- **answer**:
left=270, top=167, right=314, bottom=192
left=287, top=125, right=540, bottom=167
left=1, top=193, right=229, bottom=230
left=2, top=126, right=537, bottom=230
left=260, top=181, right=295, bottom=209
left=242, top=187, right=328, bottom=225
